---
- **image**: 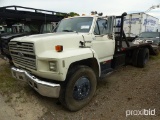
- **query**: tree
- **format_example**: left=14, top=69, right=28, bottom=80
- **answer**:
left=68, top=12, right=79, bottom=17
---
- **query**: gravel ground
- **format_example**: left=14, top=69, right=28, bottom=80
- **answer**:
left=0, top=94, right=22, bottom=120
left=0, top=56, right=160, bottom=120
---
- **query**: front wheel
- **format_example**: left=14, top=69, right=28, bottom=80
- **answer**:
left=59, top=66, right=97, bottom=111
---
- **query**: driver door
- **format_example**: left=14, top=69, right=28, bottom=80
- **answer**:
left=91, top=18, right=115, bottom=62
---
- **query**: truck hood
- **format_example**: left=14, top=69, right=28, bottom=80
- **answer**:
left=1, top=33, right=31, bottom=39
left=136, top=37, right=158, bottom=40
left=133, top=37, right=159, bottom=45
left=11, top=32, right=89, bottom=54
left=0, top=33, right=12, bottom=37
left=11, top=32, right=85, bottom=42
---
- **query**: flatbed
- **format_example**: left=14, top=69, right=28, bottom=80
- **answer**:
left=121, top=41, right=158, bottom=54
left=0, top=5, right=67, bottom=23
left=115, top=14, right=158, bottom=55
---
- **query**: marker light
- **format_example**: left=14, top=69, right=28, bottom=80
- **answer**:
left=55, top=45, right=63, bottom=52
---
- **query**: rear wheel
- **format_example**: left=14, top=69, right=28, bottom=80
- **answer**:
left=137, top=48, right=149, bottom=68
left=132, top=49, right=139, bottom=67
left=59, top=65, right=97, bottom=111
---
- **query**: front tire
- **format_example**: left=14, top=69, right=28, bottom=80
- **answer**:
left=59, top=66, right=97, bottom=111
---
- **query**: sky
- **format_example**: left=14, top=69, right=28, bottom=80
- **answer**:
left=0, top=0, right=160, bottom=21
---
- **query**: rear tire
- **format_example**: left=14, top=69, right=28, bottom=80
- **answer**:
left=137, top=48, right=149, bottom=68
left=59, top=65, right=97, bottom=111
left=132, top=49, right=139, bottom=67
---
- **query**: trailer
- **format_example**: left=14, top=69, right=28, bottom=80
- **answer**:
left=123, top=12, right=159, bottom=38
left=9, top=12, right=158, bottom=111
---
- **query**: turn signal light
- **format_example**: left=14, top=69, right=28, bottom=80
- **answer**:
left=55, top=45, right=63, bottom=52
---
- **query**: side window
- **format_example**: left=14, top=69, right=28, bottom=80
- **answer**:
left=94, top=18, right=108, bottom=35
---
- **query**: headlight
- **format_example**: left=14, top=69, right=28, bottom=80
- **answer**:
left=49, top=61, right=57, bottom=71
left=133, top=39, right=143, bottom=44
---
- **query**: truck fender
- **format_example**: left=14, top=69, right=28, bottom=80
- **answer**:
left=63, top=50, right=101, bottom=80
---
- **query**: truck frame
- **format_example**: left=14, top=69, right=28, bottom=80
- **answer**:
left=9, top=12, right=158, bottom=111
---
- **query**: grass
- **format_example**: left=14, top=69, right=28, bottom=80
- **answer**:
left=0, top=61, right=32, bottom=98
left=0, top=63, right=19, bottom=94
left=150, top=52, right=160, bottom=60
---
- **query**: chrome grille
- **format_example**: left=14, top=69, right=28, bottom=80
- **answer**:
left=9, top=41, right=36, bottom=70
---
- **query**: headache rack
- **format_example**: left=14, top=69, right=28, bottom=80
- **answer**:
left=0, top=5, right=68, bottom=23
left=114, top=12, right=130, bottom=53
left=114, top=13, right=155, bottom=54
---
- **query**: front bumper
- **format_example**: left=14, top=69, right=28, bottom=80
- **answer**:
left=11, top=67, right=60, bottom=98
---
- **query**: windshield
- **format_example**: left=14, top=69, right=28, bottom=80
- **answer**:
left=139, top=32, right=159, bottom=38
left=26, top=24, right=40, bottom=33
left=3, top=26, right=13, bottom=33
left=1, top=23, right=41, bottom=34
left=54, top=17, right=93, bottom=33
left=40, top=23, right=54, bottom=33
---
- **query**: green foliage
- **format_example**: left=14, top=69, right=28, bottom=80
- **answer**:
left=68, top=12, right=79, bottom=17
left=0, top=62, right=30, bottom=96
left=150, top=53, right=160, bottom=60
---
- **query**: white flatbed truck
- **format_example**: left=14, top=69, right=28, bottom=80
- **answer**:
left=9, top=13, right=158, bottom=111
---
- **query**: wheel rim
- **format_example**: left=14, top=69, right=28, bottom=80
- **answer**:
left=73, top=76, right=91, bottom=100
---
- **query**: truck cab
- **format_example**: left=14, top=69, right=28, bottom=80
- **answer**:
left=53, top=16, right=115, bottom=62
left=10, top=13, right=157, bottom=111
